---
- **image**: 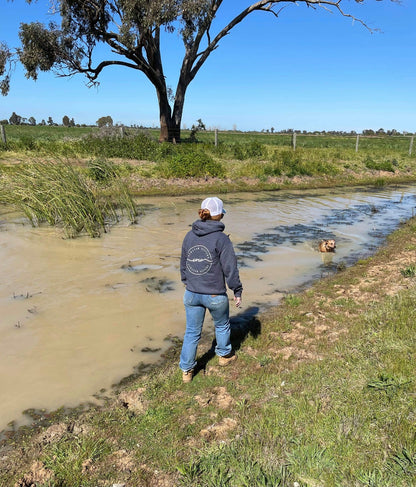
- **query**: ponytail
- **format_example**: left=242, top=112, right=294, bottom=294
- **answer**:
left=198, top=208, right=211, bottom=221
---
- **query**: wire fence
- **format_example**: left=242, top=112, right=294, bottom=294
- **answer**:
left=208, top=130, right=415, bottom=155
left=1, top=124, right=415, bottom=156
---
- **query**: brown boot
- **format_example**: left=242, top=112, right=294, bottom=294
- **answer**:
left=182, top=369, right=194, bottom=383
left=218, top=352, right=237, bottom=367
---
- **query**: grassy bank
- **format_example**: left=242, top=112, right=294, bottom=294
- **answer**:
left=1, top=128, right=416, bottom=207
left=1, top=210, right=416, bottom=486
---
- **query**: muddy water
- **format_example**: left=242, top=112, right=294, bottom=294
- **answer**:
left=1, top=185, right=416, bottom=432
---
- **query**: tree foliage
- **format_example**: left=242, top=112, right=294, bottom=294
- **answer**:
left=0, top=0, right=400, bottom=141
left=96, top=115, right=114, bottom=128
left=0, top=42, right=12, bottom=96
left=9, top=112, right=22, bottom=125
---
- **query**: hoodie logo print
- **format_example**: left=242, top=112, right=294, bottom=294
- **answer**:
left=186, top=245, right=213, bottom=275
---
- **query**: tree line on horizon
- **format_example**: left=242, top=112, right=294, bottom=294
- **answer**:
left=0, top=112, right=413, bottom=138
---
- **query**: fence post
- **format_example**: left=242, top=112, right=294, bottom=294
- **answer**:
left=215, top=129, right=218, bottom=147
left=409, top=136, right=414, bottom=156
left=292, top=133, right=297, bottom=150
left=355, top=134, right=360, bottom=152
left=0, top=125, right=6, bottom=145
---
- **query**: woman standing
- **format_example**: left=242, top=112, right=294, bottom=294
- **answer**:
left=179, top=197, right=243, bottom=383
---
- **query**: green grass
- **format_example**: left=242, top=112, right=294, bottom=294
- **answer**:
left=0, top=124, right=95, bottom=141
left=43, top=435, right=112, bottom=487
left=400, top=265, right=416, bottom=278
left=0, top=125, right=414, bottom=160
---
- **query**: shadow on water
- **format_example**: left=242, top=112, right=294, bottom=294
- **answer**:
left=193, top=306, right=261, bottom=377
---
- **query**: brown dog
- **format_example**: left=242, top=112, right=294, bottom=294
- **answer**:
left=319, top=239, right=336, bottom=253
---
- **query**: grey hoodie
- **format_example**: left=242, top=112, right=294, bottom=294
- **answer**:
left=180, top=220, right=243, bottom=298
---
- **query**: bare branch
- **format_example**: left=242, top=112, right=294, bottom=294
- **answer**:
left=65, top=59, right=140, bottom=83
left=190, top=0, right=383, bottom=80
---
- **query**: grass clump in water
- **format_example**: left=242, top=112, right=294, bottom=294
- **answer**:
left=0, top=161, right=138, bottom=237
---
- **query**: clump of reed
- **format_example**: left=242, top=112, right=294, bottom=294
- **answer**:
left=0, top=161, right=138, bottom=237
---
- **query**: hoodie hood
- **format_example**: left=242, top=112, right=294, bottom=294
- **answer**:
left=192, top=219, right=225, bottom=237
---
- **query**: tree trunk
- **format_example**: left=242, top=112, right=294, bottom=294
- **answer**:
left=157, top=72, right=190, bottom=143
left=158, top=92, right=182, bottom=143
left=159, top=114, right=181, bottom=143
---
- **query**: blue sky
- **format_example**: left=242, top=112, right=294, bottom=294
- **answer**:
left=0, top=0, right=415, bottom=132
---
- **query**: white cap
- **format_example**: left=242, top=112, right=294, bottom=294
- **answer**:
left=200, top=197, right=226, bottom=216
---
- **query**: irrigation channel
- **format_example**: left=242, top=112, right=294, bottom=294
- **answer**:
left=1, top=185, right=416, bottom=434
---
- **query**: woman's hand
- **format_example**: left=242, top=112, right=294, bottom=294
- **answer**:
left=234, top=296, right=242, bottom=308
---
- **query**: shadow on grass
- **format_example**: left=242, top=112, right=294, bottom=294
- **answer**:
left=193, top=306, right=261, bottom=377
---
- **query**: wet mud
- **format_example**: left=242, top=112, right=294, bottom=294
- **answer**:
left=140, top=277, right=175, bottom=293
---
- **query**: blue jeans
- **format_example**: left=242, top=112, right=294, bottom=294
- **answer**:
left=179, top=290, right=231, bottom=372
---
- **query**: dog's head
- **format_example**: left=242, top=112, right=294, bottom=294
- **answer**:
left=320, top=239, right=336, bottom=252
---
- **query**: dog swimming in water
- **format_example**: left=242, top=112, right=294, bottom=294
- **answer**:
left=319, top=239, right=336, bottom=253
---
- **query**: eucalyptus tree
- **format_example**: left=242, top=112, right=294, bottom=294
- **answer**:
left=9, top=112, right=22, bottom=125
left=0, top=43, right=12, bottom=95
left=0, top=0, right=399, bottom=142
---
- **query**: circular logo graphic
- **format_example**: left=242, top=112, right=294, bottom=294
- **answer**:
left=186, top=245, right=213, bottom=275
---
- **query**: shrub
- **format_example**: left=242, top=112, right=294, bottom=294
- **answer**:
left=232, top=143, right=246, bottom=160
left=280, top=151, right=311, bottom=177
left=264, top=162, right=283, bottom=177
left=13, top=135, right=37, bottom=151
left=245, top=141, right=265, bottom=158
left=276, top=150, right=338, bottom=177
left=156, top=151, right=225, bottom=178
left=156, top=142, right=179, bottom=160
left=73, top=133, right=159, bottom=160
left=231, top=141, right=266, bottom=160
left=365, top=156, right=395, bottom=172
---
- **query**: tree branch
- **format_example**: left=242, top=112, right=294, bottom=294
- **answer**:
left=189, top=0, right=384, bottom=80
left=64, top=59, right=140, bottom=84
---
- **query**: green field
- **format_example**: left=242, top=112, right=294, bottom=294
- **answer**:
left=0, top=124, right=414, bottom=152
left=0, top=124, right=96, bottom=141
